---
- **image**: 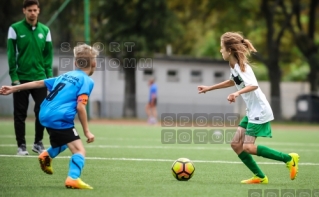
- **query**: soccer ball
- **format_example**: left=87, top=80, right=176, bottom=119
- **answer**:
left=171, top=158, right=195, bottom=181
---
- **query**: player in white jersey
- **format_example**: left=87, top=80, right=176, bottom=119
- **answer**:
left=197, top=32, right=299, bottom=184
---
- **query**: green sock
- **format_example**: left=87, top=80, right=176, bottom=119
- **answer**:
left=238, top=151, right=265, bottom=178
left=257, top=145, right=292, bottom=163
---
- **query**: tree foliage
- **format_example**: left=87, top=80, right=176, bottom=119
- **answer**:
left=94, top=0, right=180, bottom=117
left=0, top=1, right=23, bottom=47
left=279, top=0, right=319, bottom=92
left=0, top=0, right=318, bottom=119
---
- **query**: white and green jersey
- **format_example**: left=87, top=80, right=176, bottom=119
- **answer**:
left=230, top=63, right=274, bottom=124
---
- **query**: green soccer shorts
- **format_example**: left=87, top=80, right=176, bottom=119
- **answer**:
left=238, top=116, right=272, bottom=138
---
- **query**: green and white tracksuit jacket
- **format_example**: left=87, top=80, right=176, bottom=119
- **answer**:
left=7, top=18, right=53, bottom=83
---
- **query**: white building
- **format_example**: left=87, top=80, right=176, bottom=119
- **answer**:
left=98, top=55, right=233, bottom=119
left=0, top=49, right=310, bottom=120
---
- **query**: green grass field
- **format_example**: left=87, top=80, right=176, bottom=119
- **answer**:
left=0, top=120, right=318, bottom=197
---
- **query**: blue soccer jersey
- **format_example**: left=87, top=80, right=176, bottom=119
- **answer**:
left=39, top=69, right=94, bottom=129
left=149, top=83, right=157, bottom=102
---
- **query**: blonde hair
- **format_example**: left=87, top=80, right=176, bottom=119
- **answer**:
left=73, top=44, right=99, bottom=68
left=221, top=32, right=257, bottom=72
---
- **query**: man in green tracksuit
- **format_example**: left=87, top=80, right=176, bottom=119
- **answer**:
left=7, top=0, right=53, bottom=155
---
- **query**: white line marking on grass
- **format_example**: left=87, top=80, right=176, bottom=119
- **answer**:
left=0, top=144, right=231, bottom=150
left=1, top=135, right=318, bottom=147
left=0, top=144, right=318, bottom=152
left=260, top=142, right=319, bottom=147
left=90, top=145, right=232, bottom=150
left=86, top=145, right=318, bottom=153
left=0, top=154, right=318, bottom=166
left=0, top=136, right=160, bottom=142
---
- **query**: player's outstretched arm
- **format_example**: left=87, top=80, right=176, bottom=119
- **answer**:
left=198, top=80, right=235, bottom=94
left=227, top=85, right=258, bottom=103
left=0, top=80, right=45, bottom=95
left=77, top=100, right=95, bottom=143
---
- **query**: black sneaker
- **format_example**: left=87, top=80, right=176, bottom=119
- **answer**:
left=32, top=141, right=45, bottom=154
left=17, top=144, right=29, bottom=155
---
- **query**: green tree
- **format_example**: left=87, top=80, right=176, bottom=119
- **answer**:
left=252, top=0, right=295, bottom=120
left=168, top=0, right=287, bottom=119
left=279, top=0, right=319, bottom=92
left=95, top=0, right=180, bottom=117
left=41, top=0, right=87, bottom=48
left=0, top=1, right=84, bottom=49
left=167, top=0, right=260, bottom=57
left=0, top=1, right=24, bottom=47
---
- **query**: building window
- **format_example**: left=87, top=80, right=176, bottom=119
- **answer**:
left=167, top=70, right=179, bottom=82
left=143, top=69, right=154, bottom=81
left=214, top=71, right=225, bottom=83
left=190, top=70, right=202, bottom=83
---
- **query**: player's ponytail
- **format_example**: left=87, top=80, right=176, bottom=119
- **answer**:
left=221, top=32, right=257, bottom=72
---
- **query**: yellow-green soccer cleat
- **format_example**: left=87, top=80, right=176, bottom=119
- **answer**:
left=241, top=175, right=268, bottom=184
left=38, top=150, right=53, bottom=174
left=286, top=153, right=299, bottom=180
left=65, top=177, right=93, bottom=189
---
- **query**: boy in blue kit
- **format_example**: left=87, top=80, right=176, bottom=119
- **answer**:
left=0, top=44, right=99, bottom=189
left=145, top=78, right=158, bottom=124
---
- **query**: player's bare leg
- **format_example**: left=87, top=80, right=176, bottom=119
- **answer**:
left=230, top=127, right=245, bottom=154
left=242, top=135, right=257, bottom=155
left=149, top=105, right=157, bottom=124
